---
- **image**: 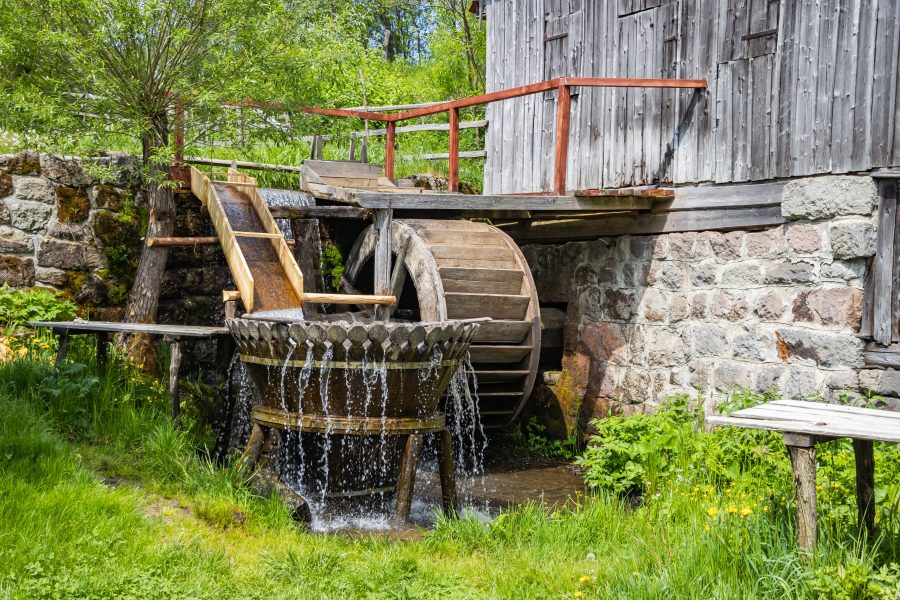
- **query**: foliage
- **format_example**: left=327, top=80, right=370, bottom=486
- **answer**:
left=0, top=285, right=78, bottom=328
left=2, top=347, right=900, bottom=597
left=320, top=241, right=346, bottom=292
left=511, top=417, right=580, bottom=461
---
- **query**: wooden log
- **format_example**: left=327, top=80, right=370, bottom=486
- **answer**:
left=786, top=434, right=818, bottom=552
left=448, top=107, right=460, bottom=192
left=292, top=218, right=323, bottom=319
left=373, top=209, right=393, bottom=320
left=240, top=423, right=268, bottom=476
left=222, top=290, right=241, bottom=302
left=852, top=439, right=876, bottom=538
left=553, top=85, right=571, bottom=195
left=168, top=340, right=182, bottom=424
left=147, top=236, right=219, bottom=247
left=95, top=331, right=108, bottom=368
left=439, top=429, right=458, bottom=515
left=394, top=433, right=424, bottom=524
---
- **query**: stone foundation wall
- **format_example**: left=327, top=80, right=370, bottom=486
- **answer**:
left=0, top=151, right=232, bottom=375
left=523, top=176, right=883, bottom=420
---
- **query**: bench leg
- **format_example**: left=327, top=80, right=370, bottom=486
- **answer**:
left=786, top=434, right=818, bottom=552
left=169, top=340, right=182, bottom=424
left=54, top=329, right=69, bottom=370
left=853, top=439, right=876, bottom=538
left=95, top=332, right=108, bottom=368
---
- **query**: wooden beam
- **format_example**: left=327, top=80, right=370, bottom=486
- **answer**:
left=268, top=206, right=371, bottom=219
left=301, top=292, right=396, bottom=306
left=347, top=192, right=655, bottom=211
left=411, top=150, right=487, bottom=160
left=554, top=84, right=571, bottom=195
left=448, top=107, right=460, bottom=193
left=185, top=156, right=304, bottom=173
left=385, top=122, right=396, bottom=181
left=852, top=439, right=876, bottom=538
left=147, top=236, right=219, bottom=247
left=874, top=180, right=897, bottom=345
left=373, top=209, right=393, bottom=320
left=786, top=434, right=818, bottom=552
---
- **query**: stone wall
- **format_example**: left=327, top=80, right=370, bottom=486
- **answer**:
left=0, top=151, right=232, bottom=375
left=523, top=176, right=882, bottom=422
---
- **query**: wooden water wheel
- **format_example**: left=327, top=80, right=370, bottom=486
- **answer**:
left=344, top=219, right=540, bottom=429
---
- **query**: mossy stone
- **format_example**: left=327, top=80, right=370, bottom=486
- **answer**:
left=93, top=184, right=124, bottom=210
left=91, top=209, right=138, bottom=248
left=56, top=186, right=90, bottom=223
left=0, top=151, right=41, bottom=175
left=0, top=173, right=12, bottom=197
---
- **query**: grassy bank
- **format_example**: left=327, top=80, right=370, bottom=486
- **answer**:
left=1, top=344, right=899, bottom=598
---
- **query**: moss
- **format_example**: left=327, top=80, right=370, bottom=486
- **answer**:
left=321, top=241, right=345, bottom=291
left=91, top=198, right=142, bottom=306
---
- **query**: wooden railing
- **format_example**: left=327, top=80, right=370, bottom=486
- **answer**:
left=302, top=76, right=707, bottom=194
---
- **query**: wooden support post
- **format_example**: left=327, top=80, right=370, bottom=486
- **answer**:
left=873, top=180, right=897, bottom=345
left=388, top=238, right=409, bottom=317
left=174, top=96, right=185, bottom=167
left=291, top=218, right=323, bottom=319
left=394, top=433, right=424, bottom=524
left=853, top=439, right=876, bottom=538
left=448, top=107, right=460, bottom=193
left=241, top=423, right=269, bottom=475
left=385, top=121, right=396, bottom=181
left=95, top=331, right=108, bottom=368
left=553, top=84, right=571, bottom=195
left=438, top=429, right=458, bottom=515
left=373, top=209, right=393, bottom=321
left=54, top=329, right=69, bottom=370
left=785, top=433, right=818, bottom=552
left=168, top=339, right=183, bottom=424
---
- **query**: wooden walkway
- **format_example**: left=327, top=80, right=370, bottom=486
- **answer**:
left=707, top=400, right=900, bottom=550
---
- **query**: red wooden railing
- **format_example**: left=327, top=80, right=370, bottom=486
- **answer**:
left=173, top=76, right=707, bottom=195
left=302, top=76, right=707, bottom=195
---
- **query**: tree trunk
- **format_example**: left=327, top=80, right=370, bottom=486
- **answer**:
left=118, top=125, right=176, bottom=371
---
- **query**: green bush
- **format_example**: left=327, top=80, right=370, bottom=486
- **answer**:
left=0, top=284, right=77, bottom=327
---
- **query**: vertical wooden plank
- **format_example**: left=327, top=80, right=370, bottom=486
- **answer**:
left=393, top=433, right=424, bottom=523
left=850, top=0, right=877, bottom=171
left=448, top=108, right=460, bottom=192
left=749, top=54, right=774, bottom=180
left=384, top=121, right=396, bottom=181
left=694, top=0, right=717, bottom=183
left=554, top=84, right=572, bottom=194
left=893, top=181, right=900, bottom=342
left=373, top=209, right=392, bottom=321
left=893, top=0, right=900, bottom=167
left=774, top=0, right=800, bottom=177
left=792, top=0, right=820, bottom=176
left=872, top=0, right=900, bottom=167
left=831, top=0, right=861, bottom=174
left=812, top=0, right=839, bottom=173
left=860, top=255, right=875, bottom=338
left=439, top=429, right=458, bottom=514
left=169, top=340, right=182, bottom=424
left=873, top=179, right=897, bottom=346
left=731, top=57, right=750, bottom=182
left=713, top=62, right=733, bottom=183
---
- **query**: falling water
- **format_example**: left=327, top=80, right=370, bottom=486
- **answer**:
left=260, top=188, right=314, bottom=239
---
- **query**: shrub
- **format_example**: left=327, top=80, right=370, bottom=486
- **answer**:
left=0, top=284, right=77, bottom=327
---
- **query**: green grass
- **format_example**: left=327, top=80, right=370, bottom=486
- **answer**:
left=1, top=344, right=899, bottom=598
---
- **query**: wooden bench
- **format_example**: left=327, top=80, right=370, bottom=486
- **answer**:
left=706, top=399, right=900, bottom=551
left=29, top=320, right=231, bottom=423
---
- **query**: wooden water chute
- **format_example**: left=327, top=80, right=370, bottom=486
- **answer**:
left=343, top=219, right=540, bottom=429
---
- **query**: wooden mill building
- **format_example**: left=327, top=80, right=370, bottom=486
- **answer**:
left=472, top=0, right=900, bottom=422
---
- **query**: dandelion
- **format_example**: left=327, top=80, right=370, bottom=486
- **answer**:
left=831, top=482, right=841, bottom=489
left=586, top=552, right=596, bottom=561
left=579, top=575, right=591, bottom=584
left=740, top=506, right=752, bottom=517
left=704, top=524, right=712, bottom=532
left=574, top=592, right=584, bottom=599
left=707, top=506, right=718, bottom=518
left=763, top=506, right=769, bottom=512
left=725, top=506, right=738, bottom=514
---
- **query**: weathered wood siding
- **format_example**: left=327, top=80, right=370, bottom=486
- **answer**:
left=482, top=0, right=900, bottom=193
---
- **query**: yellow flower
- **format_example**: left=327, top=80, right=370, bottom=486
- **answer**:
left=579, top=575, right=591, bottom=584
left=763, top=506, right=769, bottom=512
left=831, top=482, right=841, bottom=489
left=704, top=524, right=712, bottom=532
left=707, top=506, right=718, bottom=518
left=740, top=506, right=752, bottom=517
left=725, top=506, right=738, bottom=514
left=574, top=592, right=584, bottom=599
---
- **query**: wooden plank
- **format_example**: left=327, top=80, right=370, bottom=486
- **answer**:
left=706, top=415, right=900, bottom=443
left=738, top=403, right=900, bottom=429
left=448, top=107, right=460, bottom=192
left=268, top=206, right=371, bottom=219
left=373, top=209, right=393, bottom=320
left=444, top=292, right=530, bottom=320
left=347, top=191, right=655, bottom=211
left=430, top=244, right=516, bottom=261
left=776, top=399, right=900, bottom=420
left=871, top=0, right=900, bottom=166
left=850, top=0, right=878, bottom=171
left=831, top=0, right=861, bottom=174
left=473, top=320, right=533, bottom=344
left=30, top=320, right=228, bottom=338
left=873, top=179, right=897, bottom=345
left=186, top=156, right=303, bottom=173
left=474, top=369, right=530, bottom=382
left=147, top=236, right=219, bottom=247
left=894, top=183, right=900, bottom=343
left=811, top=0, right=838, bottom=174
left=500, top=205, right=786, bottom=242
left=773, top=0, right=800, bottom=177
left=440, top=267, right=525, bottom=295
left=468, top=344, right=534, bottom=363
left=410, top=151, right=487, bottom=160
left=419, top=230, right=509, bottom=246
left=302, top=292, right=396, bottom=306
left=655, top=180, right=786, bottom=211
